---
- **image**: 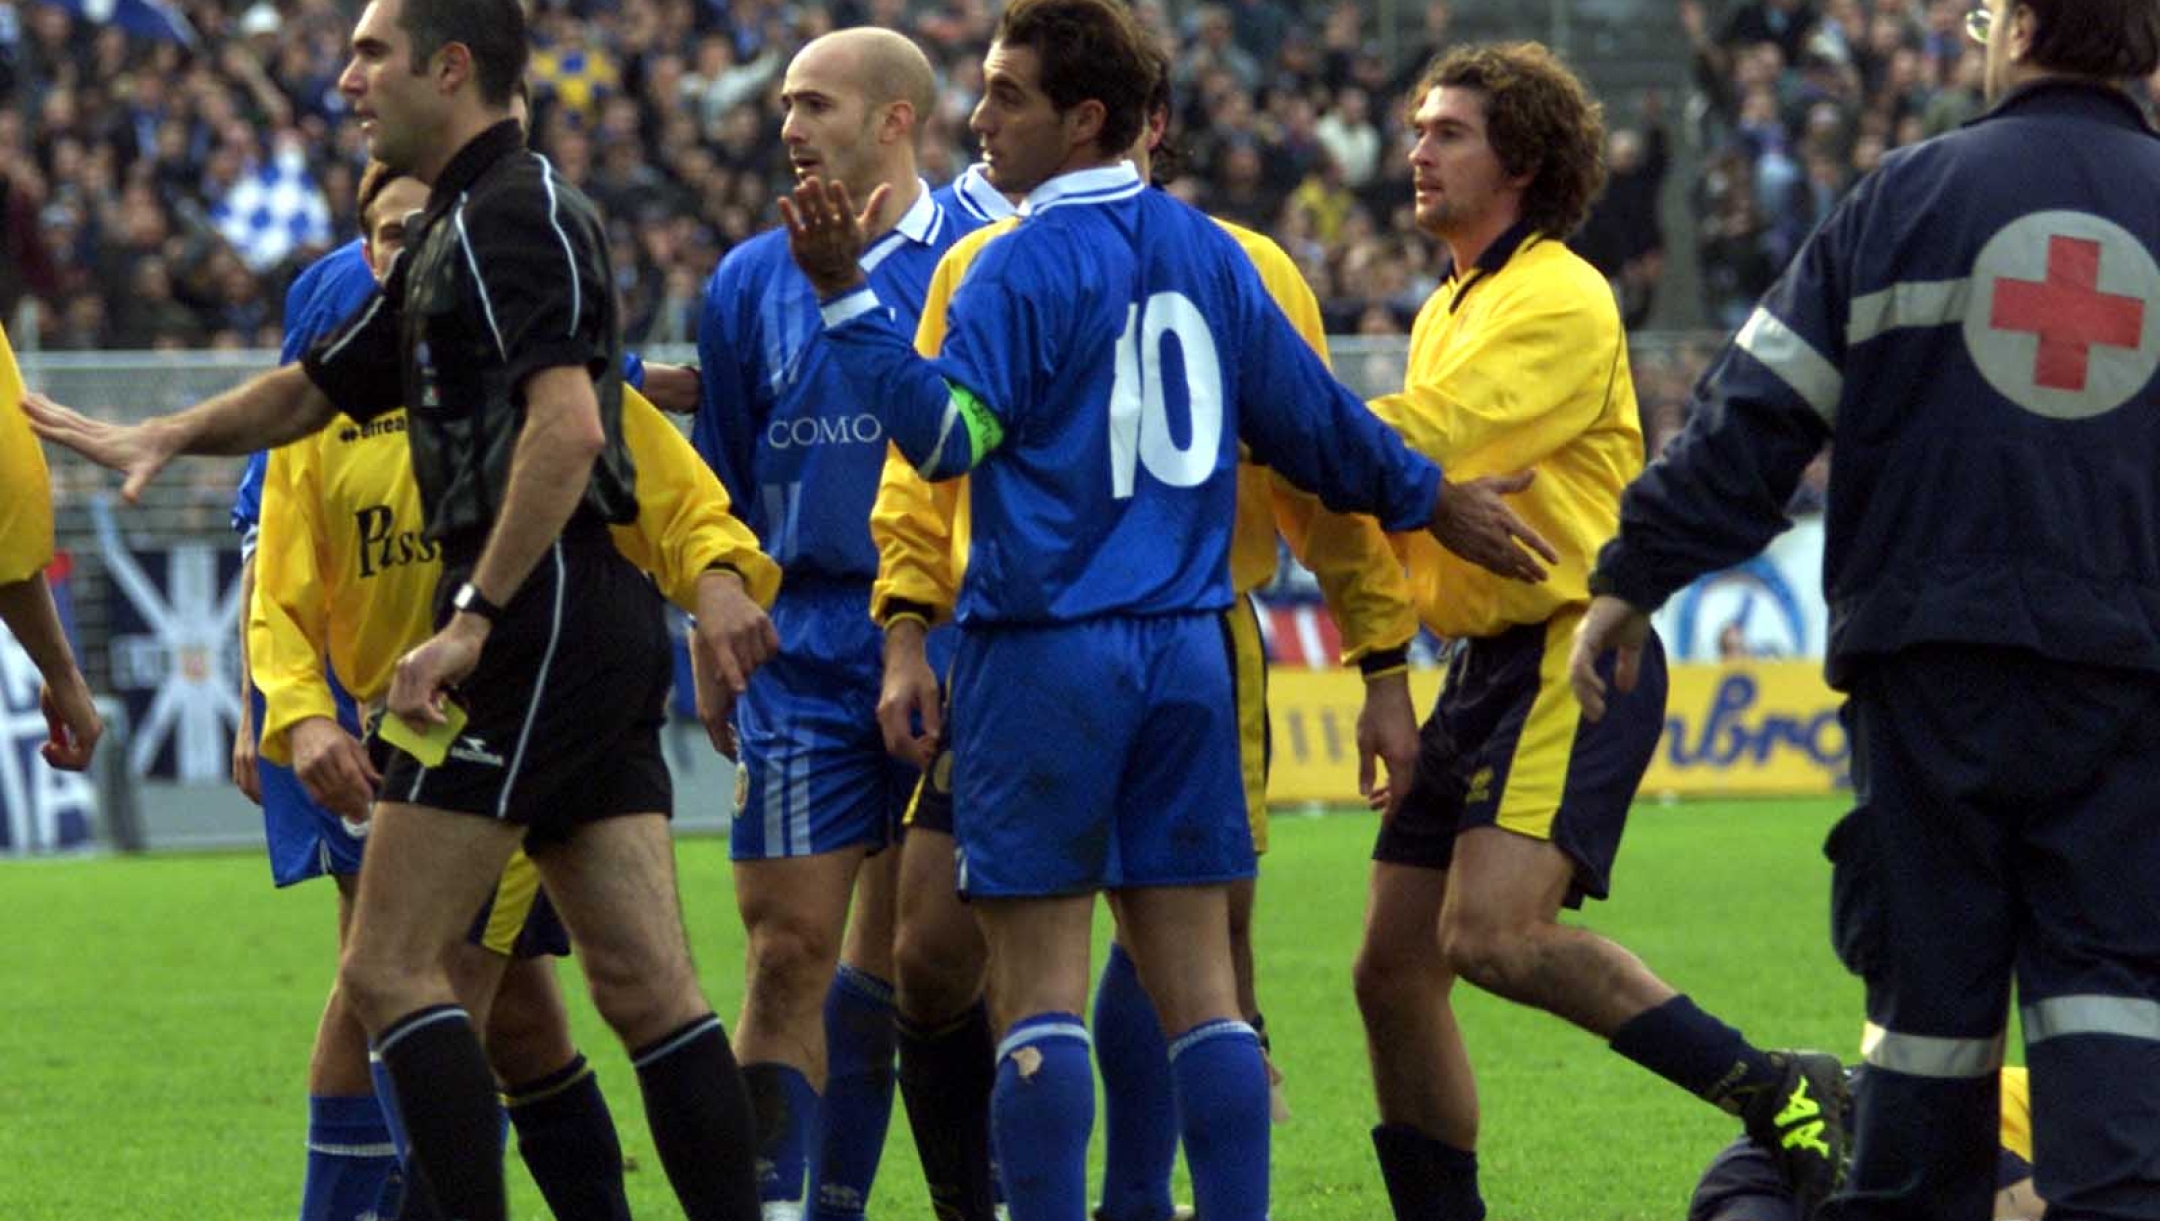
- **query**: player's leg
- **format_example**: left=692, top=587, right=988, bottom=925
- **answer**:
left=1436, top=620, right=1841, bottom=1201
left=1112, top=886, right=1269, bottom=1221
left=490, top=954, right=632, bottom=1221
left=1353, top=656, right=1485, bottom=1221
left=533, top=812, right=761, bottom=1220
left=1107, top=612, right=1269, bottom=1221
left=892, top=747, right=998, bottom=1221
left=1352, top=861, right=1481, bottom=1221
left=261, top=710, right=398, bottom=1221
left=730, top=617, right=899, bottom=1220
left=1093, top=926, right=1179, bottom=1221
left=303, top=869, right=403, bottom=1221
left=471, top=864, right=632, bottom=1221
left=337, top=800, right=526, bottom=1221
left=809, top=845, right=901, bottom=1221
left=976, top=894, right=1099, bottom=1221
left=733, top=848, right=867, bottom=1217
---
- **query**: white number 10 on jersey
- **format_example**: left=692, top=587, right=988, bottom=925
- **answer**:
left=1107, top=291, right=1225, bottom=499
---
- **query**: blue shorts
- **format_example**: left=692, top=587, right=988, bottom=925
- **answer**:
left=730, top=581, right=953, bottom=861
left=1373, top=609, right=1667, bottom=907
left=948, top=612, right=1252, bottom=898
left=257, top=685, right=369, bottom=887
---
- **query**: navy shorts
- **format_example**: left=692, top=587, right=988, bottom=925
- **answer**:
left=1373, top=610, right=1667, bottom=907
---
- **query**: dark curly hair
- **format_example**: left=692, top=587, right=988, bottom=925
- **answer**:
left=2021, top=0, right=2160, bottom=78
left=1412, top=42, right=1606, bottom=240
left=994, top=0, right=1154, bottom=158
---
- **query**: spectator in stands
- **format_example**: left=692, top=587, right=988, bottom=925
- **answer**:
left=1573, top=92, right=1671, bottom=329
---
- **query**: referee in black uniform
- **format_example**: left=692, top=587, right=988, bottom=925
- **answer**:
left=24, top=1, right=769, bottom=1218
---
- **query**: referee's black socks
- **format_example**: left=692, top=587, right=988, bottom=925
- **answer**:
left=504, top=1051, right=631, bottom=1221
left=374, top=1004, right=507, bottom=1221
left=630, top=1013, right=762, bottom=1221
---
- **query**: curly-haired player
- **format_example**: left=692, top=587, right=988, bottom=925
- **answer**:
left=1347, top=42, right=1849, bottom=1220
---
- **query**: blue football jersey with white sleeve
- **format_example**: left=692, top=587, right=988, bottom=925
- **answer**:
left=820, top=163, right=1441, bottom=625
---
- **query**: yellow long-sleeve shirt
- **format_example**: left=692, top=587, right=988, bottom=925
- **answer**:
left=0, top=324, right=54, bottom=585
left=869, top=213, right=1415, bottom=662
left=251, top=387, right=777, bottom=764
left=1368, top=230, right=1642, bottom=640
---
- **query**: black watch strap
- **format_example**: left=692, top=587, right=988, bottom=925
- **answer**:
left=453, top=581, right=505, bottom=623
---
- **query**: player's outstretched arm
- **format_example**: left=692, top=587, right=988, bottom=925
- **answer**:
left=23, top=365, right=339, bottom=503
left=0, top=573, right=100, bottom=771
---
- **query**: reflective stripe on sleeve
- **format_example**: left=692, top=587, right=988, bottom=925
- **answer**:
left=1736, top=306, right=1843, bottom=423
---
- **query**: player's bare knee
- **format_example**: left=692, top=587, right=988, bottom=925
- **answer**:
left=745, top=915, right=842, bottom=1005
left=895, top=925, right=981, bottom=1025
left=1353, top=934, right=1428, bottom=1020
left=583, top=946, right=699, bottom=1046
left=1437, top=913, right=1531, bottom=996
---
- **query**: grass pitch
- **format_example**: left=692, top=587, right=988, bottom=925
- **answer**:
left=0, top=797, right=1859, bottom=1219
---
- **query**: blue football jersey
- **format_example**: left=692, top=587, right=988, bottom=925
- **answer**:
left=693, top=182, right=982, bottom=582
left=821, top=163, right=1442, bottom=624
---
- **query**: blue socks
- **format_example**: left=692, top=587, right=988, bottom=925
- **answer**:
left=1094, top=943, right=1178, bottom=1221
left=1609, top=994, right=1778, bottom=1112
left=809, top=966, right=898, bottom=1220
left=992, top=1013, right=1096, bottom=1220
left=1167, top=1019, right=1271, bottom=1221
left=300, top=1094, right=398, bottom=1221
left=744, top=1060, right=821, bottom=1209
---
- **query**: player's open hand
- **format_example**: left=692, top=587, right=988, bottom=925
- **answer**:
left=390, top=619, right=483, bottom=731
left=778, top=174, right=885, bottom=299
left=1427, top=470, right=1558, bottom=583
left=290, top=715, right=380, bottom=824
left=1357, top=669, right=1419, bottom=817
left=39, top=671, right=101, bottom=772
left=1569, top=594, right=1652, bottom=722
left=21, top=391, right=177, bottom=504
left=232, top=694, right=261, bottom=803
left=691, top=569, right=777, bottom=759
left=877, top=618, right=942, bottom=768
left=640, top=362, right=702, bottom=414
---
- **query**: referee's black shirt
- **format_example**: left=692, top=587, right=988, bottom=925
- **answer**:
left=302, top=119, right=638, bottom=554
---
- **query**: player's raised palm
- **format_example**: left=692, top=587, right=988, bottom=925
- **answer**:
left=780, top=175, right=888, bottom=298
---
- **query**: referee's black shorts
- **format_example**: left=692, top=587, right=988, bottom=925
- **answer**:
left=379, top=525, right=673, bottom=843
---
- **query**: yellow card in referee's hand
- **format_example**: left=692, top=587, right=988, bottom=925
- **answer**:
left=378, top=700, right=469, bottom=768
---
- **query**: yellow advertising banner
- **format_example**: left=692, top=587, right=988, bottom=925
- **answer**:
left=1263, top=660, right=1849, bottom=806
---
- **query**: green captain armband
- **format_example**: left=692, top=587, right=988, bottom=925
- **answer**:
left=946, top=380, right=1004, bottom=468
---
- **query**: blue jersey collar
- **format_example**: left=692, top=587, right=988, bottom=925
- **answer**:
left=952, top=163, right=1018, bottom=223
left=861, top=177, right=942, bottom=273
left=1020, top=160, right=1145, bottom=216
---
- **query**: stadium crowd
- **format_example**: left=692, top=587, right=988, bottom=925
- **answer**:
left=4, top=0, right=1466, bottom=355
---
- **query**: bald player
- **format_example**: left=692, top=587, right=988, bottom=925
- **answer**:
left=688, top=27, right=1000, bottom=1221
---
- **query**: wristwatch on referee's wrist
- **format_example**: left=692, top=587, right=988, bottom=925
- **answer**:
left=452, top=581, right=505, bottom=625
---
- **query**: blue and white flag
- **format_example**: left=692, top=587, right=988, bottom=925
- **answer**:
left=213, top=141, right=334, bottom=274
left=94, top=500, right=245, bottom=783
left=35, top=0, right=198, bottom=46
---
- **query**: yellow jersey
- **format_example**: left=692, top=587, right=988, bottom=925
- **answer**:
left=0, top=324, right=54, bottom=585
left=870, top=213, right=1415, bottom=662
left=251, top=388, right=777, bottom=764
left=1368, top=230, right=1641, bottom=639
